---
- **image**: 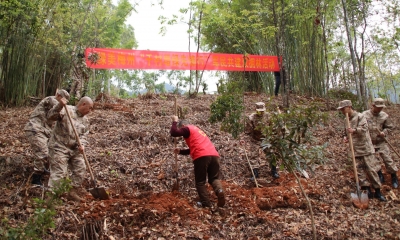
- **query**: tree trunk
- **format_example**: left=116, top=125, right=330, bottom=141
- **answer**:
left=321, top=1, right=331, bottom=109
left=341, top=0, right=362, bottom=103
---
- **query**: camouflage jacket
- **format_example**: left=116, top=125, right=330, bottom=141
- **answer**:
left=47, top=103, right=89, bottom=149
left=343, top=111, right=374, bottom=156
left=362, top=109, right=393, bottom=147
left=245, top=112, right=269, bottom=141
left=24, top=96, right=59, bottom=136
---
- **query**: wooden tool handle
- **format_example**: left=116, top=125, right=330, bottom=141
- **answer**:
left=174, top=97, right=178, bottom=174
left=375, top=127, right=400, bottom=159
left=345, top=112, right=361, bottom=197
left=64, top=105, right=97, bottom=187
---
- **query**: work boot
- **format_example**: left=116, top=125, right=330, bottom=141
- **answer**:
left=271, top=166, right=280, bottom=179
left=216, top=189, right=225, bottom=207
left=67, top=187, right=84, bottom=202
left=196, top=184, right=212, bottom=208
left=250, top=168, right=259, bottom=181
left=377, top=170, right=385, bottom=183
left=361, top=186, right=373, bottom=199
left=391, top=173, right=399, bottom=189
left=374, top=188, right=387, bottom=202
left=31, top=173, right=43, bottom=186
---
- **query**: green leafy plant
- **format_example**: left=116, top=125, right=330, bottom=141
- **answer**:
left=209, top=93, right=244, bottom=138
left=110, top=169, right=119, bottom=178
left=0, top=179, right=71, bottom=239
left=261, top=104, right=328, bottom=171
left=328, top=89, right=363, bottom=111
left=260, top=104, right=328, bottom=240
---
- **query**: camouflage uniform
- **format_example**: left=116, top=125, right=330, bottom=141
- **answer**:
left=47, top=103, right=89, bottom=189
left=343, top=111, right=381, bottom=189
left=24, top=90, right=70, bottom=175
left=245, top=110, right=269, bottom=169
left=24, top=96, right=59, bottom=173
left=363, top=109, right=398, bottom=174
left=70, top=56, right=89, bottom=99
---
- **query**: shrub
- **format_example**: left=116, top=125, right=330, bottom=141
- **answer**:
left=0, top=179, right=71, bottom=240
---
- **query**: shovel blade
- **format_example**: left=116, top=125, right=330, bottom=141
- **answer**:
left=351, top=192, right=369, bottom=209
left=89, top=187, right=110, bottom=200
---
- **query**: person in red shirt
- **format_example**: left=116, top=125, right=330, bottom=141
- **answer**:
left=170, top=116, right=225, bottom=208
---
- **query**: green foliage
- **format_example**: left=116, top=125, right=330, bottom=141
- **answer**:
left=68, top=95, right=79, bottom=106
left=209, top=77, right=245, bottom=138
left=261, top=104, right=328, bottom=174
left=0, top=179, right=71, bottom=239
left=0, top=0, right=136, bottom=106
left=327, top=89, right=363, bottom=111
left=155, top=82, right=166, bottom=94
left=327, top=89, right=358, bottom=101
left=296, top=142, right=328, bottom=171
left=166, top=71, right=192, bottom=94
left=209, top=93, right=244, bottom=138
left=119, top=88, right=131, bottom=99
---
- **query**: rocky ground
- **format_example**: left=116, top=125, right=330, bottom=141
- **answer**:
left=1, top=93, right=400, bottom=239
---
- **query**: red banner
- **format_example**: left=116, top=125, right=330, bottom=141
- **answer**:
left=85, top=48, right=279, bottom=72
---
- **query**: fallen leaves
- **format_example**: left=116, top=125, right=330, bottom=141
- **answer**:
left=1, top=95, right=400, bottom=239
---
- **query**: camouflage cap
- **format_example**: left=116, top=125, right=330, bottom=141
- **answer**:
left=337, top=100, right=352, bottom=110
left=56, top=89, right=70, bottom=101
left=255, top=102, right=266, bottom=112
left=373, top=98, right=386, bottom=108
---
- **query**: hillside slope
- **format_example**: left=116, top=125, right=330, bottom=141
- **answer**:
left=1, top=93, right=400, bottom=239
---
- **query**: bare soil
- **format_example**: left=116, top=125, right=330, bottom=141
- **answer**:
left=1, top=93, right=400, bottom=239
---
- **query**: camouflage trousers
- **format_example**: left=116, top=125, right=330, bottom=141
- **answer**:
left=356, top=154, right=382, bottom=189
left=375, top=144, right=398, bottom=174
left=48, top=144, right=86, bottom=189
left=246, top=140, right=265, bottom=169
left=25, top=130, right=49, bottom=173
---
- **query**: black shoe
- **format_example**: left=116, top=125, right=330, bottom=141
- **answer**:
left=378, top=170, right=385, bottom=183
left=361, top=186, right=373, bottom=199
left=31, top=173, right=43, bottom=186
left=250, top=168, right=259, bottom=181
left=374, top=188, right=387, bottom=202
left=391, top=173, right=399, bottom=189
left=271, top=166, right=280, bottom=179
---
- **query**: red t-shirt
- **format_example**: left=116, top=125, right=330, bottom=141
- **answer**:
left=185, top=125, right=219, bottom=160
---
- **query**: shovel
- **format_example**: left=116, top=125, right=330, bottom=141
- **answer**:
left=172, top=96, right=179, bottom=191
left=346, top=112, right=368, bottom=209
left=64, top=105, right=109, bottom=200
left=375, top=128, right=400, bottom=159
left=242, top=146, right=260, bottom=188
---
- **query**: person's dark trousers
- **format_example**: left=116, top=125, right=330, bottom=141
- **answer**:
left=274, top=75, right=281, bottom=96
left=193, top=156, right=223, bottom=207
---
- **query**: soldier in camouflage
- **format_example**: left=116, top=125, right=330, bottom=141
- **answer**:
left=338, top=100, right=386, bottom=201
left=47, top=94, right=93, bottom=202
left=70, top=53, right=89, bottom=99
left=24, top=89, right=70, bottom=186
left=362, top=98, right=398, bottom=188
left=245, top=102, right=280, bottom=180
